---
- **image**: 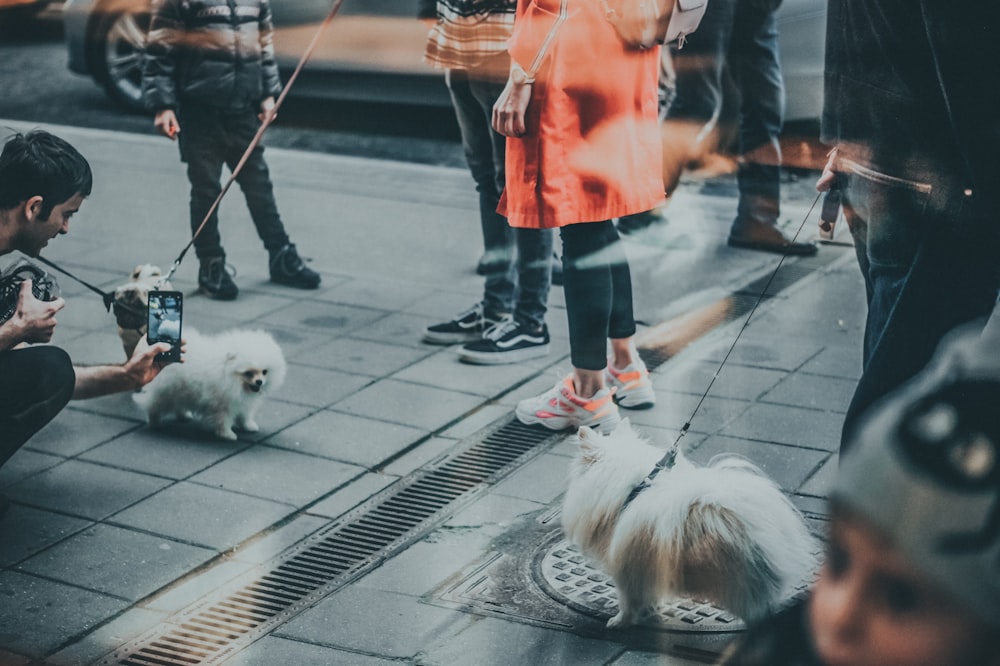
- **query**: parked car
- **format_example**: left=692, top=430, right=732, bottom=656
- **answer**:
left=0, top=0, right=51, bottom=16
left=64, top=0, right=824, bottom=120
left=63, top=0, right=449, bottom=111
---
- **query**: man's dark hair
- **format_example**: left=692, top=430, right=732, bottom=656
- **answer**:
left=0, top=130, right=93, bottom=220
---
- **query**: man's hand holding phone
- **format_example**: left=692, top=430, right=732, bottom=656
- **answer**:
left=147, top=290, right=183, bottom=363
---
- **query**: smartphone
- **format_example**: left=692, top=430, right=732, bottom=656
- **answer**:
left=147, top=290, right=183, bottom=363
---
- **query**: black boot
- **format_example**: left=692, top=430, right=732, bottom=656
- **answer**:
left=269, top=243, right=321, bottom=289
left=198, top=256, right=239, bottom=300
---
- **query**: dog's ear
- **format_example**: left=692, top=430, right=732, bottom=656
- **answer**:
left=576, top=426, right=604, bottom=464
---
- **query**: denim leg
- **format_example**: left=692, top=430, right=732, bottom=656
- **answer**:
left=179, top=106, right=227, bottom=259
left=513, top=226, right=553, bottom=330
left=840, top=176, right=1000, bottom=450
left=730, top=0, right=784, bottom=229
left=447, top=68, right=516, bottom=315
left=226, top=111, right=290, bottom=253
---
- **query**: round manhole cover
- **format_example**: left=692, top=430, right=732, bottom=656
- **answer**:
left=534, top=535, right=746, bottom=632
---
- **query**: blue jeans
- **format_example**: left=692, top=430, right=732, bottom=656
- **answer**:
left=840, top=169, right=1000, bottom=449
left=666, top=0, right=785, bottom=229
left=178, top=104, right=291, bottom=260
left=446, top=66, right=553, bottom=330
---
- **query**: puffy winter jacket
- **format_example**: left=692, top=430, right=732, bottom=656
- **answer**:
left=142, top=0, right=283, bottom=112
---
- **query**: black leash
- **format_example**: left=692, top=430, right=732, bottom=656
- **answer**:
left=35, top=255, right=117, bottom=313
left=621, top=191, right=825, bottom=511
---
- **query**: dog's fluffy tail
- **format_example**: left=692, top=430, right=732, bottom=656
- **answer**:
left=612, top=455, right=818, bottom=623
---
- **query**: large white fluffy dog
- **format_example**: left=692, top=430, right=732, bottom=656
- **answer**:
left=112, top=264, right=173, bottom=359
left=134, top=328, right=286, bottom=440
left=562, top=421, right=818, bottom=628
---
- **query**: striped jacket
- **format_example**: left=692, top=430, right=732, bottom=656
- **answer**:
left=419, top=0, right=517, bottom=71
left=142, top=0, right=283, bottom=112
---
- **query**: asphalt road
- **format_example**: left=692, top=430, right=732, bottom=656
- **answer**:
left=0, top=7, right=467, bottom=168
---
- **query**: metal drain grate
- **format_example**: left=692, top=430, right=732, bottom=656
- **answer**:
left=103, top=418, right=560, bottom=666
left=537, top=537, right=744, bottom=631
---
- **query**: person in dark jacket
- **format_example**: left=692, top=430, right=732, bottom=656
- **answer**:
left=142, top=0, right=320, bottom=300
left=816, top=0, right=1000, bottom=452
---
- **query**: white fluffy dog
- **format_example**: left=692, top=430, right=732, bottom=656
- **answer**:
left=134, top=328, right=286, bottom=440
left=112, top=264, right=173, bottom=359
left=562, top=421, right=818, bottom=628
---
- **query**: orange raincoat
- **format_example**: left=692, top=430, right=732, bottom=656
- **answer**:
left=499, top=0, right=665, bottom=229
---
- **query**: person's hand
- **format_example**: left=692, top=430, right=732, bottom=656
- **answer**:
left=125, top=335, right=185, bottom=389
left=492, top=77, right=533, bottom=138
left=154, top=109, right=181, bottom=140
left=816, top=146, right=839, bottom=192
left=11, top=279, right=64, bottom=344
left=259, top=96, right=277, bottom=124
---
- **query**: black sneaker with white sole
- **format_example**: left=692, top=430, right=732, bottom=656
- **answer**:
left=423, top=303, right=507, bottom=345
left=459, top=319, right=550, bottom=365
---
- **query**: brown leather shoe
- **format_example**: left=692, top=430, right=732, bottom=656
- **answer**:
left=728, top=220, right=818, bottom=256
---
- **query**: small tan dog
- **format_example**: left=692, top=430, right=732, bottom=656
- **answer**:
left=113, top=264, right=173, bottom=358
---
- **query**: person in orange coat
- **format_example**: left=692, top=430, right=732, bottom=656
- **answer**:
left=493, top=0, right=665, bottom=432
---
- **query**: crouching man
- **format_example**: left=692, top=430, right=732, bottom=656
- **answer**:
left=0, top=130, right=174, bottom=519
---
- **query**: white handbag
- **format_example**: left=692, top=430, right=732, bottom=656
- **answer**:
left=602, top=0, right=709, bottom=50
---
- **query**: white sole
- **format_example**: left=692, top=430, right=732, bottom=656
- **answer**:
left=458, top=344, right=550, bottom=365
left=422, top=331, right=482, bottom=345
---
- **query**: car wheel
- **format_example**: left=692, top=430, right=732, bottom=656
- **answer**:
left=89, top=9, right=149, bottom=112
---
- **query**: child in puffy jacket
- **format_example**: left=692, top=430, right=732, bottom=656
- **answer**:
left=142, top=0, right=320, bottom=300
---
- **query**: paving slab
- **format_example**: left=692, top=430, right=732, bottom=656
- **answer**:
left=418, top=616, right=626, bottom=666
left=274, top=586, right=474, bottom=659
left=334, top=379, right=486, bottom=431
left=0, top=571, right=129, bottom=659
left=273, top=362, right=373, bottom=408
left=0, top=505, right=91, bottom=569
left=220, top=635, right=400, bottom=665
left=720, top=400, right=844, bottom=452
left=187, top=445, right=364, bottom=507
left=297, top=336, right=435, bottom=377
left=79, top=428, right=252, bottom=479
left=4, top=459, right=173, bottom=521
left=687, top=435, right=830, bottom=493
left=267, top=409, right=427, bottom=467
left=109, top=482, right=295, bottom=550
left=16, top=523, right=215, bottom=601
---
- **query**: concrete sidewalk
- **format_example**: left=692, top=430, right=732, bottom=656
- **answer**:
left=0, top=120, right=865, bottom=665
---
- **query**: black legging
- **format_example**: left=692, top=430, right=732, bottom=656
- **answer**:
left=560, top=220, right=636, bottom=370
left=0, top=346, right=75, bottom=468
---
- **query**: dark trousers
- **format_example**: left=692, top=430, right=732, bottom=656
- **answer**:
left=178, top=104, right=290, bottom=260
left=447, top=67, right=553, bottom=330
left=560, top=221, right=636, bottom=370
left=840, top=172, right=1000, bottom=450
left=666, top=0, right=785, bottom=228
left=0, top=346, right=75, bottom=468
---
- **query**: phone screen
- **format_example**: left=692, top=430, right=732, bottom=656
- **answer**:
left=147, top=290, right=183, bottom=362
